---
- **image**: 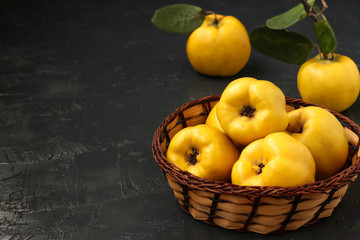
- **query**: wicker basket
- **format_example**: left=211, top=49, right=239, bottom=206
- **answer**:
left=152, top=95, right=360, bottom=234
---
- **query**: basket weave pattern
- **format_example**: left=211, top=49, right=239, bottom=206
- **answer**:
left=152, top=96, right=360, bottom=234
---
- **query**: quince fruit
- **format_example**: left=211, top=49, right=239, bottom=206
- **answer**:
left=297, top=53, right=360, bottom=112
left=216, top=77, right=289, bottom=146
left=286, top=106, right=348, bottom=180
left=205, top=103, right=224, bottom=133
left=167, top=124, right=240, bottom=182
left=186, top=14, right=251, bottom=77
left=231, top=132, right=316, bottom=187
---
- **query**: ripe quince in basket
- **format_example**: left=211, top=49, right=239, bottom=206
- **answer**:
left=231, top=132, right=316, bottom=187
left=205, top=103, right=224, bottom=133
left=186, top=14, right=251, bottom=77
left=166, top=124, right=240, bottom=182
left=216, top=77, right=289, bottom=146
left=297, top=53, right=360, bottom=112
left=286, top=106, right=348, bottom=180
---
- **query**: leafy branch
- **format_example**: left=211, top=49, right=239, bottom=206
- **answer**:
left=250, top=0, right=337, bottom=65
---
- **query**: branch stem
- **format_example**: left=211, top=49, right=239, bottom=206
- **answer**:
left=300, top=0, right=318, bottom=22
left=300, top=0, right=329, bottom=22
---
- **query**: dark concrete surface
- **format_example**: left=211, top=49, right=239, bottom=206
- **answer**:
left=0, top=0, right=359, bottom=239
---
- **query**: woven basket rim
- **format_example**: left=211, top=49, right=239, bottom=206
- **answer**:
left=152, top=95, right=360, bottom=198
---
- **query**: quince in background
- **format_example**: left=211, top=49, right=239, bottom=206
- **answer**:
left=166, top=124, right=240, bottom=182
left=250, top=1, right=360, bottom=112
left=297, top=54, right=360, bottom=112
left=231, top=132, right=316, bottom=187
left=286, top=106, right=348, bottom=180
left=216, top=77, right=289, bottom=146
left=186, top=14, right=251, bottom=77
left=151, top=4, right=250, bottom=77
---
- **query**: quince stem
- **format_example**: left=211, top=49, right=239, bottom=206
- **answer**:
left=321, top=52, right=334, bottom=61
left=313, top=43, right=334, bottom=60
left=204, top=11, right=219, bottom=27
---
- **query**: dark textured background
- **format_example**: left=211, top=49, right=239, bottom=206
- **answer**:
left=0, top=0, right=359, bottom=239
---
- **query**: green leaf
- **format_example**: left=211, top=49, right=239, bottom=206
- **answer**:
left=266, top=0, right=315, bottom=30
left=314, top=20, right=337, bottom=55
left=250, top=26, right=313, bottom=65
left=151, top=4, right=205, bottom=34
